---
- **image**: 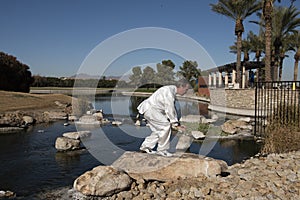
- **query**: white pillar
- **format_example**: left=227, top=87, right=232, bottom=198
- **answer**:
left=218, top=72, right=223, bottom=87
left=242, top=66, right=246, bottom=89
left=208, top=74, right=212, bottom=87
left=225, top=72, right=229, bottom=88
left=213, top=73, right=217, bottom=88
left=232, top=70, right=236, bottom=84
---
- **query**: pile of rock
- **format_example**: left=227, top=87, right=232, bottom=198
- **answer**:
left=64, top=150, right=299, bottom=199
left=71, top=152, right=228, bottom=199
left=179, top=114, right=254, bottom=140
left=0, top=100, right=72, bottom=134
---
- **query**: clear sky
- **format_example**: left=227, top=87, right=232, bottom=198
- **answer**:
left=0, top=0, right=299, bottom=80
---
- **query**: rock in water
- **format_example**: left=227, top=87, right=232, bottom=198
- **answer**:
left=73, top=166, right=132, bottom=197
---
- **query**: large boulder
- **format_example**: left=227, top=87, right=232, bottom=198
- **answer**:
left=176, top=134, right=193, bottom=150
left=78, top=115, right=99, bottom=124
left=113, top=152, right=228, bottom=182
left=221, top=119, right=249, bottom=135
left=73, top=166, right=132, bottom=197
left=55, top=137, right=81, bottom=151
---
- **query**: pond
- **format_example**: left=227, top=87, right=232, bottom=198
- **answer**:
left=0, top=94, right=260, bottom=198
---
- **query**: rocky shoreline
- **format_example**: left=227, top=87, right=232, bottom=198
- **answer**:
left=0, top=100, right=72, bottom=134
left=32, top=150, right=299, bottom=200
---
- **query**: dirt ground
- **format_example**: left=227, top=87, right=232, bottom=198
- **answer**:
left=0, top=90, right=73, bottom=113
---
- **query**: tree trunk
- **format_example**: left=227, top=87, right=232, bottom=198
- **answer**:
left=294, top=59, right=299, bottom=81
left=236, top=31, right=242, bottom=87
left=263, top=0, right=273, bottom=82
left=279, top=56, right=284, bottom=81
left=294, top=50, right=300, bottom=81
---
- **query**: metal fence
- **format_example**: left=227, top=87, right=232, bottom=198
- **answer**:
left=255, top=81, right=300, bottom=136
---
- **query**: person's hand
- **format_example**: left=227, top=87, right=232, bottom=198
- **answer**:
left=177, top=125, right=186, bottom=132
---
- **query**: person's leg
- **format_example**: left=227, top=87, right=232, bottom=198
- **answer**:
left=156, top=124, right=171, bottom=152
left=140, top=127, right=159, bottom=150
left=140, top=108, right=170, bottom=151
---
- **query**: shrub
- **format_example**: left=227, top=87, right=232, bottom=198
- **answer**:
left=261, top=104, right=300, bottom=154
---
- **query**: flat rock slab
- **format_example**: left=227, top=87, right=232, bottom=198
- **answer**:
left=113, top=151, right=228, bottom=182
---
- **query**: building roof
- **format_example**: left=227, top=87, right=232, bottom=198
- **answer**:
left=204, top=61, right=265, bottom=73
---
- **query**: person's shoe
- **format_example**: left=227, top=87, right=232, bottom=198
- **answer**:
left=156, top=150, right=173, bottom=157
left=139, top=147, right=156, bottom=154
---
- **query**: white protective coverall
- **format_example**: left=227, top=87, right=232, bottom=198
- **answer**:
left=137, top=85, right=179, bottom=152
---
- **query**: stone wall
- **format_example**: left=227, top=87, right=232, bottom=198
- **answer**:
left=209, top=88, right=255, bottom=110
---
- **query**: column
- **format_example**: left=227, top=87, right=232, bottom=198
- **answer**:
left=208, top=73, right=212, bottom=87
left=242, top=66, right=246, bottom=89
left=225, top=72, right=229, bottom=88
left=213, top=73, right=217, bottom=88
left=232, top=69, right=236, bottom=85
left=218, top=72, right=223, bottom=87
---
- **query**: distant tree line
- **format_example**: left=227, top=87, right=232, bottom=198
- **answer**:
left=31, top=76, right=119, bottom=88
left=126, top=60, right=201, bottom=91
left=0, top=52, right=33, bottom=92
left=0, top=51, right=201, bottom=91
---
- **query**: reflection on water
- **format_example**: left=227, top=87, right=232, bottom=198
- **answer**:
left=0, top=94, right=260, bottom=198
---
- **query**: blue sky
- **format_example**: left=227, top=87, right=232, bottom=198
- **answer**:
left=0, top=0, right=299, bottom=80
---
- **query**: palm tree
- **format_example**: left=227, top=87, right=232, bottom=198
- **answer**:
left=248, top=30, right=265, bottom=82
left=272, top=6, right=300, bottom=81
left=210, top=0, right=261, bottom=88
left=290, top=31, right=300, bottom=81
left=263, top=0, right=297, bottom=82
left=278, top=34, right=294, bottom=81
left=229, top=35, right=252, bottom=62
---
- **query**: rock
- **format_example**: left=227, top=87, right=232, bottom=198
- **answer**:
left=176, top=134, right=193, bottom=150
left=135, top=120, right=141, bottom=126
left=92, top=111, right=103, bottom=121
left=77, top=115, right=99, bottom=124
left=73, top=166, right=132, bottom=197
left=0, top=190, right=16, bottom=198
left=54, top=101, right=65, bottom=107
left=206, top=118, right=217, bottom=123
left=22, top=115, right=34, bottom=125
left=55, top=137, right=81, bottom=151
left=112, top=121, right=122, bottom=126
left=62, top=131, right=91, bottom=140
left=113, top=152, right=228, bottom=181
left=221, top=119, right=249, bottom=135
left=211, top=114, right=219, bottom=120
left=44, top=111, right=67, bottom=120
left=68, top=115, right=78, bottom=121
left=238, top=117, right=251, bottom=123
left=191, top=131, right=205, bottom=139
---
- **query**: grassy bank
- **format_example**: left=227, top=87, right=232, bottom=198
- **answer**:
left=0, top=90, right=73, bottom=113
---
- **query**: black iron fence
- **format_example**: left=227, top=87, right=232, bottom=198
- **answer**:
left=255, top=81, right=300, bottom=136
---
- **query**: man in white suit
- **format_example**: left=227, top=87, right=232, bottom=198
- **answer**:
left=138, top=79, right=189, bottom=157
